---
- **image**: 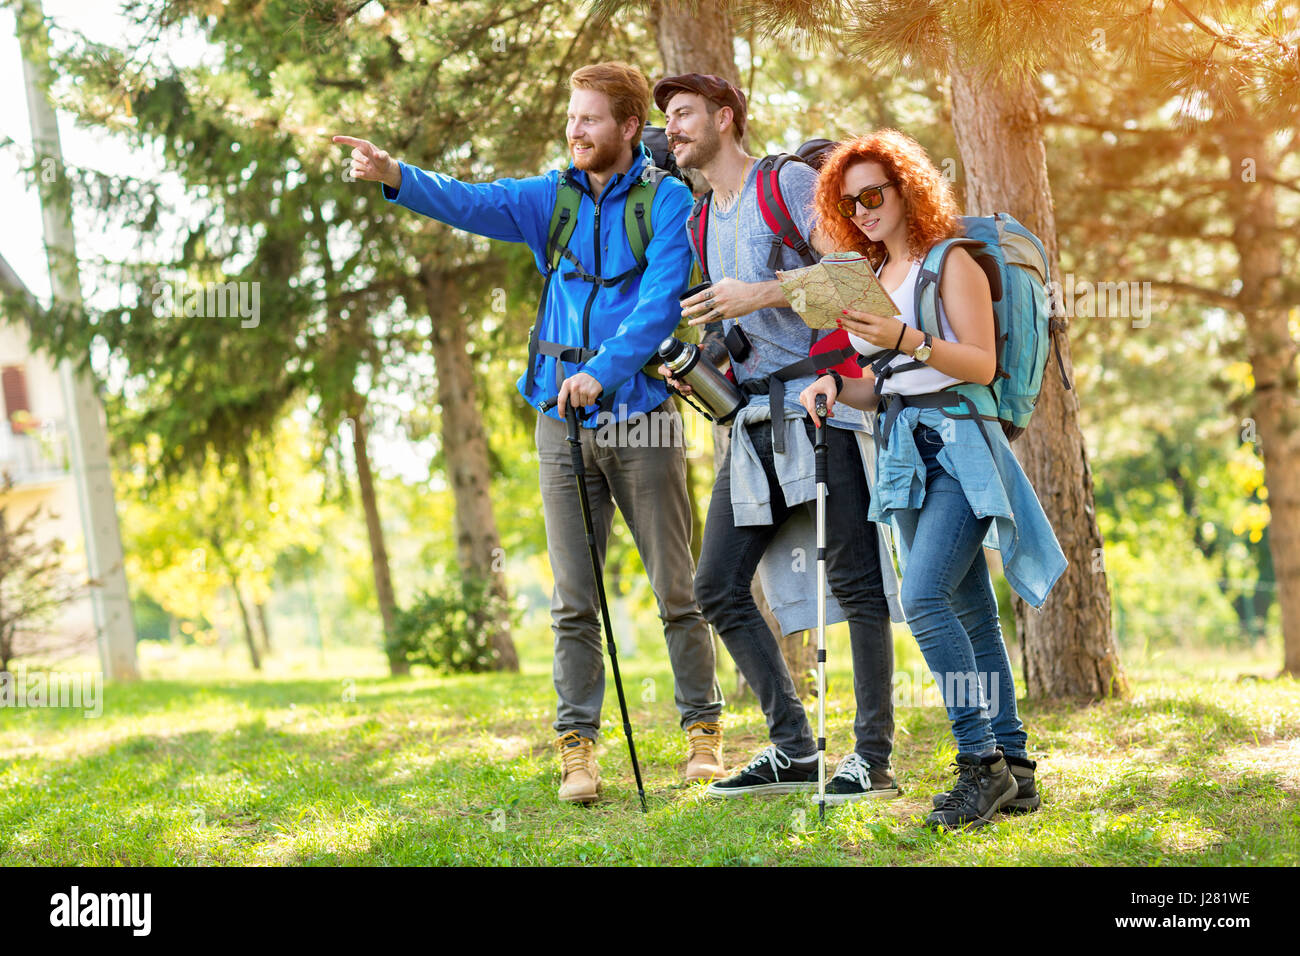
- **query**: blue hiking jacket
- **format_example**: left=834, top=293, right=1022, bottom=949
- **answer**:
left=382, top=147, right=695, bottom=426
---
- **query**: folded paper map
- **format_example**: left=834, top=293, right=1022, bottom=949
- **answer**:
left=777, top=252, right=901, bottom=331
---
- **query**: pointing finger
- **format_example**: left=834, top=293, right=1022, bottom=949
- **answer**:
left=332, top=135, right=373, bottom=153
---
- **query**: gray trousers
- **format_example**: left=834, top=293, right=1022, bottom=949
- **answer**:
left=536, top=400, right=723, bottom=740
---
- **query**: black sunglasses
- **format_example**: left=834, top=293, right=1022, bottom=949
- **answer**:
left=837, top=182, right=896, bottom=218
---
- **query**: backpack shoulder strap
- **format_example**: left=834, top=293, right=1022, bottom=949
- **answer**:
left=545, top=170, right=583, bottom=274
left=623, top=167, right=667, bottom=273
left=755, top=153, right=816, bottom=269
left=531, top=171, right=583, bottom=384
left=867, top=242, right=980, bottom=397
left=915, top=237, right=984, bottom=340
left=686, top=190, right=713, bottom=281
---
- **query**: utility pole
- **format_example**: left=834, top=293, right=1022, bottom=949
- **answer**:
left=17, top=0, right=138, bottom=680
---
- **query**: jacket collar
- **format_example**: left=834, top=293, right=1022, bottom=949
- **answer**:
left=564, top=142, right=652, bottom=198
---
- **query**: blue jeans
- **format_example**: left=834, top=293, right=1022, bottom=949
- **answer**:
left=892, top=424, right=1028, bottom=759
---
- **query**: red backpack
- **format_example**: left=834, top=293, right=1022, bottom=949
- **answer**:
left=686, top=150, right=863, bottom=425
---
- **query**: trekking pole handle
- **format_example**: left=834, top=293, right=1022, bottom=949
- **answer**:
left=538, top=398, right=584, bottom=457
left=806, top=390, right=826, bottom=463
left=813, top=395, right=827, bottom=482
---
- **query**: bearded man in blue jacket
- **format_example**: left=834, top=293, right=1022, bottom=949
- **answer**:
left=335, top=62, right=723, bottom=805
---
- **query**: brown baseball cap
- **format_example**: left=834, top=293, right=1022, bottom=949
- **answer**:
left=653, top=73, right=747, bottom=137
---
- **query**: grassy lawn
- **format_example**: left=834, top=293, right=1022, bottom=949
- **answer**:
left=1, top=638, right=1297, bottom=866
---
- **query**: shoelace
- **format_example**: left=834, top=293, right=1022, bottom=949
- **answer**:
left=832, top=753, right=871, bottom=788
left=937, top=761, right=980, bottom=810
left=557, top=733, right=590, bottom=776
left=742, top=745, right=791, bottom=780
left=685, top=722, right=721, bottom=759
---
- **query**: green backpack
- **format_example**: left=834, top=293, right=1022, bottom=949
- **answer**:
left=528, top=138, right=700, bottom=391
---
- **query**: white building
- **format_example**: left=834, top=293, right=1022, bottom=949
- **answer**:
left=0, top=310, right=96, bottom=659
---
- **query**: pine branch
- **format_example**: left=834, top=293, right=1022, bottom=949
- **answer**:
left=1168, top=0, right=1247, bottom=51
left=1136, top=278, right=1239, bottom=310
left=1041, top=113, right=1184, bottom=138
left=1259, top=174, right=1300, bottom=197
left=0, top=252, right=40, bottom=307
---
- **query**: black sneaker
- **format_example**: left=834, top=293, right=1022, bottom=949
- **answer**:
left=925, top=753, right=1019, bottom=831
left=814, top=753, right=902, bottom=806
left=931, top=747, right=1041, bottom=813
left=705, top=745, right=818, bottom=798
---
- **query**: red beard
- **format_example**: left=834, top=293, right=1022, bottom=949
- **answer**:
left=571, top=136, right=623, bottom=173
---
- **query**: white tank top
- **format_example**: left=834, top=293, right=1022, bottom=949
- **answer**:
left=848, top=259, right=962, bottom=396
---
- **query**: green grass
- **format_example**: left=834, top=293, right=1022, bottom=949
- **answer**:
left=0, top=640, right=1297, bottom=865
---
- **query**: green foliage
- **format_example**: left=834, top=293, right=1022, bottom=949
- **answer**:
left=1045, top=16, right=1298, bottom=645
left=130, top=593, right=172, bottom=645
left=0, top=493, right=83, bottom=669
left=390, top=572, right=519, bottom=674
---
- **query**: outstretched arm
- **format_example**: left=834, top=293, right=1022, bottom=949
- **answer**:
left=332, top=133, right=552, bottom=249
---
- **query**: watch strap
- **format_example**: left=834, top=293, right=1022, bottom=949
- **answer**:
left=913, top=331, right=932, bottom=361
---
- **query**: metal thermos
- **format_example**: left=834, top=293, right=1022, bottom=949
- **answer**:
left=658, top=337, right=747, bottom=424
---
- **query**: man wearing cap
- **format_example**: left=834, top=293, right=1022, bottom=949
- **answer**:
left=655, top=74, right=900, bottom=803
left=334, top=61, right=725, bottom=806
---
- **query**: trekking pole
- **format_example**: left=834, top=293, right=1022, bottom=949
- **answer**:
left=541, top=397, right=649, bottom=813
left=813, top=394, right=829, bottom=822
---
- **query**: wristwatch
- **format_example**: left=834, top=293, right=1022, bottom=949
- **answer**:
left=912, top=331, right=933, bottom=363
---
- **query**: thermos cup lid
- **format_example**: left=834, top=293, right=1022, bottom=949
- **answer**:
left=658, top=337, right=685, bottom=360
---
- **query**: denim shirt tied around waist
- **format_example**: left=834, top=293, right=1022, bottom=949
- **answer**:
left=868, top=404, right=1067, bottom=609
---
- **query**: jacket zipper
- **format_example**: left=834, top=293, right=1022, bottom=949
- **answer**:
left=582, top=202, right=600, bottom=351
left=580, top=172, right=620, bottom=352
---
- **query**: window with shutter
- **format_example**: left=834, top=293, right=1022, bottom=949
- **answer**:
left=2, top=365, right=34, bottom=432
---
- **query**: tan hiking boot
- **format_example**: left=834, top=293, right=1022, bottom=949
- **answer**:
left=556, top=731, right=601, bottom=804
left=684, top=720, right=725, bottom=783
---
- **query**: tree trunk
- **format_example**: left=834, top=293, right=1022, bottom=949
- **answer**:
left=651, top=0, right=749, bottom=176
left=651, top=1, right=740, bottom=81
left=19, top=0, right=139, bottom=681
left=348, top=392, right=408, bottom=676
left=208, top=538, right=260, bottom=670
left=949, top=64, right=1126, bottom=699
left=1226, top=126, right=1300, bottom=675
left=255, top=601, right=272, bottom=656
left=420, top=269, right=519, bottom=672
left=228, top=582, right=261, bottom=671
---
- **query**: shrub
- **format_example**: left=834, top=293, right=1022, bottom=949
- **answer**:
left=390, top=572, right=517, bottom=673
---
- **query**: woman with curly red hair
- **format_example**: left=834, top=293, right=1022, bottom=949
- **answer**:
left=799, top=130, right=1066, bottom=830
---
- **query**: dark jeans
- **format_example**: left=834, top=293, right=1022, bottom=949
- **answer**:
left=695, top=420, right=895, bottom=767
left=892, top=424, right=1027, bottom=759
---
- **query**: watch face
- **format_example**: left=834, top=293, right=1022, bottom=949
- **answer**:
left=914, top=344, right=932, bottom=362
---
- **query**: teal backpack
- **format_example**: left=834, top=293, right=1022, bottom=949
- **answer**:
left=871, top=212, right=1072, bottom=442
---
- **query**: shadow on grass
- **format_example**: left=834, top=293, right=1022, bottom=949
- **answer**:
left=2, top=667, right=1296, bottom=865
left=1020, top=691, right=1260, bottom=759
left=0, top=674, right=553, bottom=739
